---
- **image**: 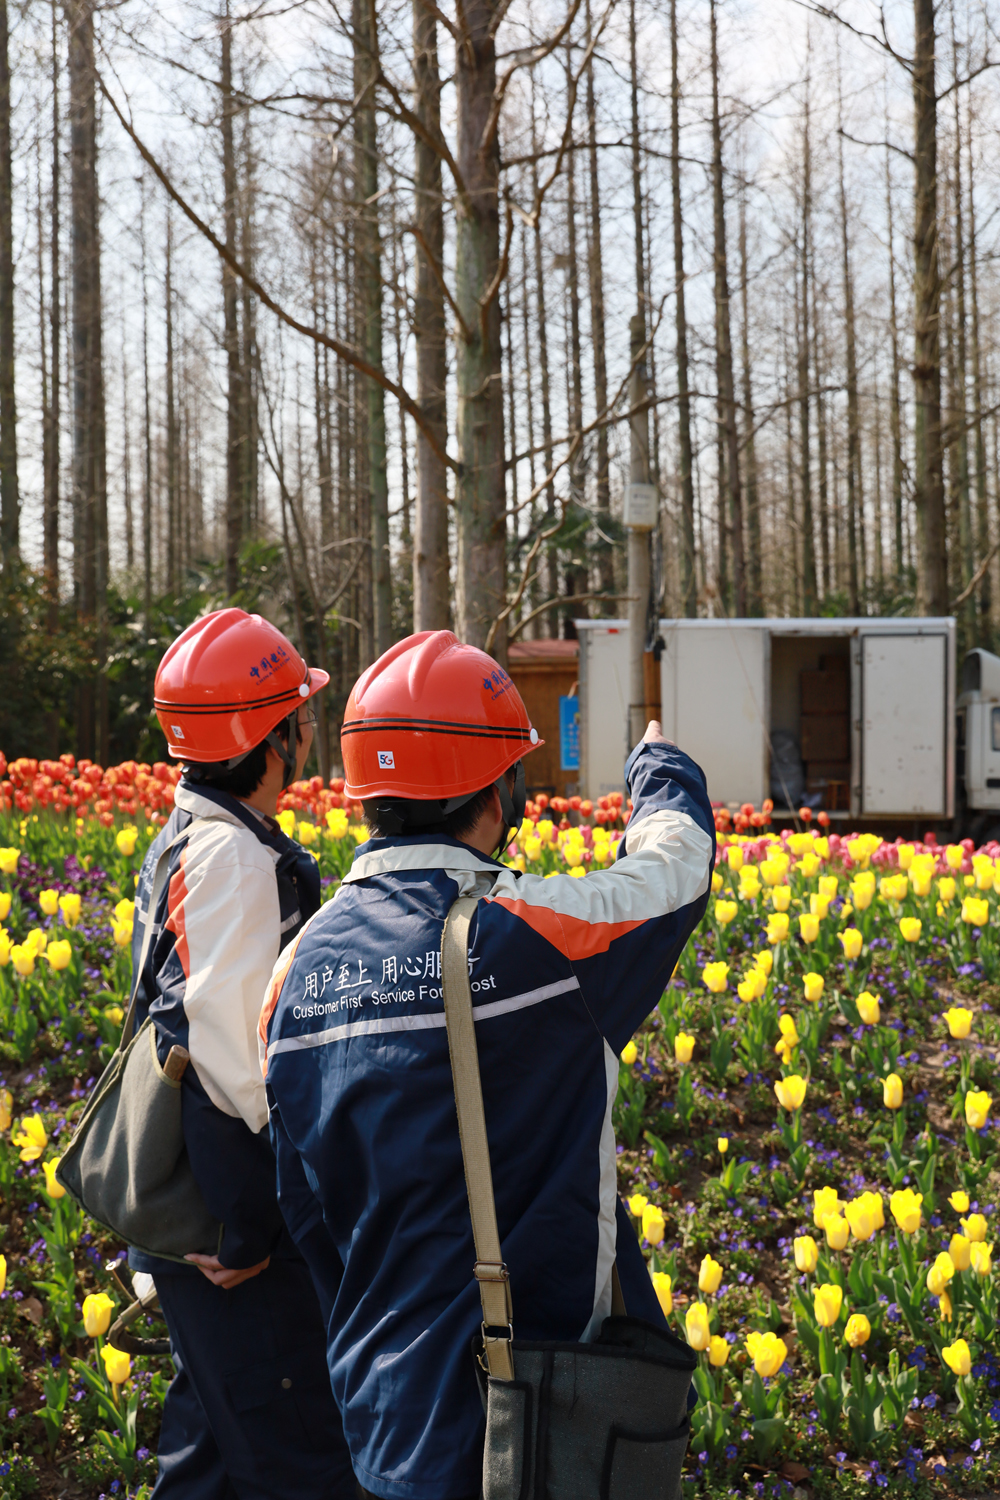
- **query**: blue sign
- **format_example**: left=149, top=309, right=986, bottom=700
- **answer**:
left=560, top=696, right=580, bottom=770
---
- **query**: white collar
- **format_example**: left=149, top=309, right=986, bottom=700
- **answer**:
left=341, top=841, right=502, bottom=884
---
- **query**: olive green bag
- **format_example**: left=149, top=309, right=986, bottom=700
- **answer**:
left=56, top=822, right=224, bottom=1262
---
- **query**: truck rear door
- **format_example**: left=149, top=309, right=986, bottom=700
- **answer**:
left=860, top=632, right=949, bottom=815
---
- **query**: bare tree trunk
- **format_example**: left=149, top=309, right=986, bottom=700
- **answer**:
left=564, top=39, right=587, bottom=637
left=886, top=143, right=905, bottom=586
left=68, top=0, right=107, bottom=758
left=949, top=48, right=973, bottom=639
left=670, top=0, right=696, bottom=616
left=221, top=2, right=243, bottom=596
left=739, top=176, right=761, bottom=616
left=412, top=0, right=449, bottom=631
left=798, top=71, right=817, bottom=614
left=837, top=82, right=862, bottom=615
left=355, top=0, right=390, bottom=657
left=240, top=122, right=259, bottom=541
left=122, top=317, right=133, bottom=571
left=813, top=281, right=831, bottom=599
left=709, top=0, right=745, bottom=614
left=0, top=0, right=17, bottom=563
left=44, top=4, right=60, bottom=623
left=912, top=0, right=947, bottom=612
left=140, top=175, right=152, bottom=628
left=454, top=0, right=506, bottom=657
left=165, top=205, right=179, bottom=593
left=531, top=94, right=557, bottom=637
left=585, top=0, right=613, bottom=609
left=967, top=106, right=990, bottom=638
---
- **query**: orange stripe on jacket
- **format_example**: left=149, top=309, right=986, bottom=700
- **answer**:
left=486, top=894, right=645, bottom=962
left=164, top=853, right=190, bottom=977
left=258, top=929, right=306, bottom=1078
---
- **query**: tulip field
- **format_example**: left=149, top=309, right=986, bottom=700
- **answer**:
left=0, top=759, right=998, bottom=1496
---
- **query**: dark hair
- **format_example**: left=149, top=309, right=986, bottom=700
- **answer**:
left=363, top=768, right=514, bottom=841
left=187, top=716, right=301, bottom=799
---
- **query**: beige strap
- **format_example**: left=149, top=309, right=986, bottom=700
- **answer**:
left=440, top=897, right=515, bottom=1381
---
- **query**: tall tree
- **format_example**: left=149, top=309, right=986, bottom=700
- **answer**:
left=0, top=0, right=17, bottom=562
left=221, top=1, right=243, bottom=596
left=584, top=0, right=613, bottom=607
left=709, top=0, right=745, bottom=614
left=68, top=0, right=108, bottom=758
left=966, top=101, right=990, bottom=637
left=411, top=0, right=449, bottom=630
left=354, top=0, right=390, bottom=656
left=454, top=0, right=506, bottom=655
left=885, top=141, right=905, bottom=586
left=670, top=0, right=696, bottom=616
left=739, top=174, right=762, bottom=615
left=44, top=0, right=61, bottom=622
left=912, top=0, right=947, bottom=612
left=798, top=67, right=817, bottom=614
left=837, top=78, right=862, bottom=615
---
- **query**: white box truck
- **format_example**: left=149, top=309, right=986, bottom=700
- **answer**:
left=572, top=616, right=1000, bottom=835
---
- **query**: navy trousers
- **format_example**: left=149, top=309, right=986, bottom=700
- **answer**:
left=152, top=1256, right=355, bottom=1500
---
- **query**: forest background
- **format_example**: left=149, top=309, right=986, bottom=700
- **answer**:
left=0, top=0, right=993, bottom=777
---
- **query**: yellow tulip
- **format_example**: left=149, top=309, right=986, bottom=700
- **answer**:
left=942, top=1338, right=971, bottom=1376
left=802, top=971, right=824, bottom=1003
left=12, top=1113, right=47, bottom=1161
left=115, top=827, right=139, bottom=856
left=100, top=1344, right=131, bottom=1387
left=738, top=870, right=761, bottom=899
left=708, top=1334, right=729, bottom=1367
left=642, top=1205, right=666, bottom=1246
left=11, top=944, right=35, bottom=976
left=628, top=1193, right=648, bottom=1217
left=961, top=896, right=990, bottom=927
left=793, top=1235, right=819, bottom=1273
left=813, top=1185, right=841, bottom=1228
left=42, top=1158, right=66, bottom=1199
left=685, top=1302, right=711, bottom=1351
left=856, top=991, right=881, bottom=1025
left=105, top=1005, right=124, bottom=1027
left=945, top=843, right=965, bottom=870
left=726, top=845, right=744, bottom=871
left=717, top=1137, right=729, bottom=1155
left=620, top=1040, right=638, bottom=1066
left=970, top=1241, right=993, bottom=1276
left=847, top=835, right=882, bottom=868
left=45, top=939, right=73, bottom=972
left=850, top=873, right=875, bottom=910
left=754, top=948, right=774, bottom=976
left=839, top=927, right=863, bottom=959
left=844, top=1196, right=878, bottom=1242
left=910, top=871, right=933, bottom=897
left=0, top=1087, right=11, bottom=1131
left=961, top=1213, right=988, bottom=1243
left=944, top=1007, right=973, bottom=1039
left=965, top=1091, right=992, bottom=1130
left=760, top=859, right=785, bottom=887
left=889, top=1188, right=923, bottom=1234
left=771, top=885, right=792, bottom=913
left=276, top=810, right=296, bottom=838
left=738, top=969, right=766, bottom=1002
left=38, top=888, right=59, bottom=916
left=938, top=876, right=957, bottom=903
left=949, top=1190, right=970, bottom=1213
left=879, top=873, right=909, bottom=903
left=817, top=875, right=838, bottom=899
left=883, top=1074, right=904, bottom=1110
left=0, top=847, right=20, bottom=874
left=701, top=962, right=729, bottom=994
left=824, top=1214, right=849, bottom=1250
left=711, top=870, right=723, bottom=893
left=745, top=1330, right=787, bottom=1378
left=813, top=1283, right=843, bottom=1327
left=714, top=899, right=738, bottom=925
left=82, top=1292, right=116, bottom=1337
left=0, top=892, right=8, bottom=921
left=927, top=1252, right=955, bottom=1298
left=111, top=917, right=134, bottom=947
left=0, top=1254, right=5, bottom=1293
left=58, top=892, right=81, bottom=926
left=778, top=1013, right=799, bottom=1047
left=897, top=844, right=915, bottom=870
left=809, top=893, right=831, bottom=919
left=651, top=1270, right=673, bottom=1316
left=26, top=927, right=48, bottom=955
left=674, top=1032, right=695, bottom=1064
left=699, top=1255, right=723, bottom=1294
left=296, top=822, right=320, bottom=848
left=798, top=913, right=820, bottom=943
left=899, top=917, right=922, bottom=943
left=774, top=1075, right=807, bottom=1111
left=844, top=1313, right=871, bottom=1347
left=948, top=1234, right=971, bottom=1271
left=938, top=1288, right=953, bottom=1321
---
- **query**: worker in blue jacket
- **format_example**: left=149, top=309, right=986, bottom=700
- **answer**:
left=133, top=608, right=354, bottom=1499
left=259, top=629, right=715, bottom=1500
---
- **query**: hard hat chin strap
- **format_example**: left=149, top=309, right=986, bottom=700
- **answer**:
left=264, top=710, right=299, bottom=791
left=492, top=761, right=526, bottom=858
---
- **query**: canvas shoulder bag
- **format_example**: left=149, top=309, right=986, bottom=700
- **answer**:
left=440, top=896, right=696, bottom=1500
left=56, top=821, right=224, bottom=1262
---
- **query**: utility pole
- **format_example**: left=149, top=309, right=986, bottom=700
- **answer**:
left=627, top=312, right=654, bottom=751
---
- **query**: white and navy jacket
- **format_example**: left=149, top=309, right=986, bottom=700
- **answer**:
left=129, top=781, right=321, bottom=1275
left=260, top=742, right=714, bottom=1500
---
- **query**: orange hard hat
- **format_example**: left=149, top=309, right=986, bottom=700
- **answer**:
left=342, top=630, right=542, bottom=801
left=154, top=608, right=329, bottom=765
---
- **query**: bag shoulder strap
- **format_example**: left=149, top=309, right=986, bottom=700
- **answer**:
left=122, top=817, right=215, bottom=1049
left=440, top=896, right=515, bottom=1381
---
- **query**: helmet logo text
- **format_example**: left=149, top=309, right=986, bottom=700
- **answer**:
left=377, top=750, right=395, bottom=769
left=171, top=725, right=185, bottom=739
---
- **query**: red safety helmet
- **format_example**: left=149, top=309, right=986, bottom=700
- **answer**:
left=342, top=630, right=541, bottom=803
left=154, top=609, right=329, bottom=776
